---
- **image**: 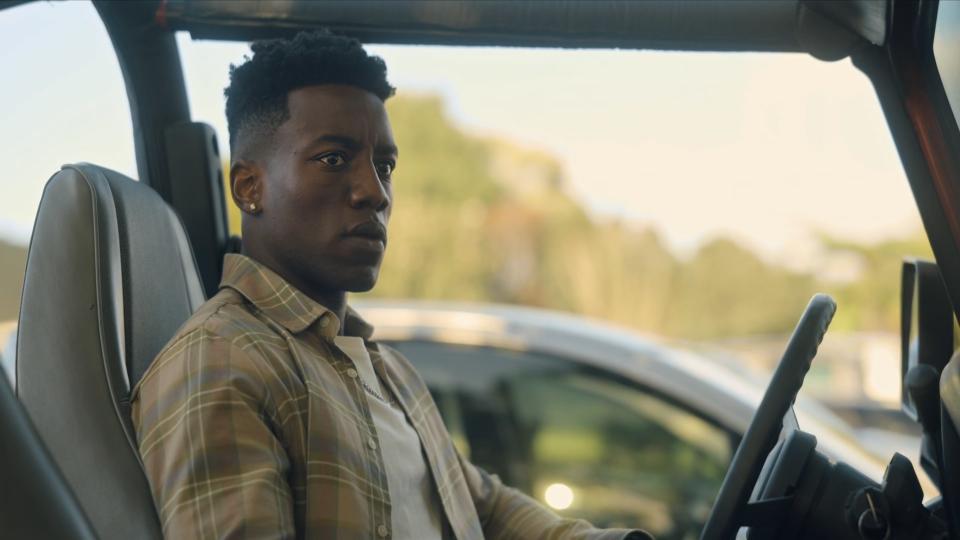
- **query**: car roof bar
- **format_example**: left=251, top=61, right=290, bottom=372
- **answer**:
left=161, top=0, right=886, bottom=61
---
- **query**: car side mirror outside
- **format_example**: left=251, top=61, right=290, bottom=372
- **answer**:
left=900, top=259, right=953, bottom=421
left=906, top=363, right=944, bottom=487
left=898, top=260, right=956, bottom=504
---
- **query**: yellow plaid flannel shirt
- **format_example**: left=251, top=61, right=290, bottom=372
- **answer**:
left=132, top=254, right=651, bottom=540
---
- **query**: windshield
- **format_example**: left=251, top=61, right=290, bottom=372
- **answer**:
left=176, top=33, right=930, bottom=476
left=0, top=5, right=929, bottom=404
left=0, top=2, right=941, bottom=534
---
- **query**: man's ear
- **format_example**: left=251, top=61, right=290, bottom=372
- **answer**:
left=231, top=159, right=263, bottom=215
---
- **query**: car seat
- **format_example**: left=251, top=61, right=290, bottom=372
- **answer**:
left=16, top=163, right=205, bottom=539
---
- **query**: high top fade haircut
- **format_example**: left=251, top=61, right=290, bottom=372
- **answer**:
left=224, top=29, right=396, bottom=158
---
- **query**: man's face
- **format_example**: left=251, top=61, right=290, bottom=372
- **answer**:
left=248, top=84, right=397, bottom=295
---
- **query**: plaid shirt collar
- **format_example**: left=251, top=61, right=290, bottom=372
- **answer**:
left=219, top=253, right=374, bottom=340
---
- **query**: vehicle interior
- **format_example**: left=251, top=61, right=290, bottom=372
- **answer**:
left=1, top=0, right=959, bottom=538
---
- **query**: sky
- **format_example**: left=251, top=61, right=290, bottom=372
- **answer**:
left=0, top=1, right=925, bottom=269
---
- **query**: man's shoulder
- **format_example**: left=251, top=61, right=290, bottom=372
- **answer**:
left=133, top=288, right=285, bottom=397
left=164, top=287, right=279, bottom=350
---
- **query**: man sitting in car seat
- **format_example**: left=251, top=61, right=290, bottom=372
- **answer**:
left=130, top=30, right=651, bottom=540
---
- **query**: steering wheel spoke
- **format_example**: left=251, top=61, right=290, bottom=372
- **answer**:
left=700, top=294, right=836, bottom=540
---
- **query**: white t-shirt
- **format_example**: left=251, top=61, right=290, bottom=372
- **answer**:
left=334, top=336, right=444, bottom=540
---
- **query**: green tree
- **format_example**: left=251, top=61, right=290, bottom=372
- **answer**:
left=369, top=95, right=505, bottom=301
left=820, top=234, right=934, bottom=332
left=0, top=239, right=27, bottom=320
left=665, top=238, right=816, bottom=339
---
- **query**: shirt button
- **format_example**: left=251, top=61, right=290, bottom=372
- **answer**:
left=377, top=524, right=389, bottom=537
left=319, top=317, right=329, bottom=328
left=367, top=437, right=377, bottom=450
left=346, top=368, right=358, bottom=378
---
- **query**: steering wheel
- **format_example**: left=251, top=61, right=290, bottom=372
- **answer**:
left=700, top=294, right=836, bottom=540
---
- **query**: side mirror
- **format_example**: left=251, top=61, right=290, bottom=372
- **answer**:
left=900, top=259, right=953, bottom=420
left=899, top=259, right=958, bottom=535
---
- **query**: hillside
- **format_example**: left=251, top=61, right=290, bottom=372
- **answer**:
left=0, top=239, right=27, bottom=320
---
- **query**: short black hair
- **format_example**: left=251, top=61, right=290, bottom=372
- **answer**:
left=224, top=29, right=395, bottom=156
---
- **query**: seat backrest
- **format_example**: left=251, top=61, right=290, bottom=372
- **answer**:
left=17, top=163, right=205, bottom=539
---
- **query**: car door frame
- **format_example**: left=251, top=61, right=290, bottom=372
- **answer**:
left=854, top=0, right=960, bottom=319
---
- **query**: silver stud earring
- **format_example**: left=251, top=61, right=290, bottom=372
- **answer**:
left=249, top=203, right=257, bottom=212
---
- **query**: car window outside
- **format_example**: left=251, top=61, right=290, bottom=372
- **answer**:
left=0, top=1, right=136, bottom=384
left=389, top=339, right=734, bottom=540
left=934, top=0, right=960, bottom=129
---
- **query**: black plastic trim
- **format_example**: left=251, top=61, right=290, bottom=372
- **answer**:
left=93, top=0, right=191, bottom=203
left=854, top=0, right=960, bottom=321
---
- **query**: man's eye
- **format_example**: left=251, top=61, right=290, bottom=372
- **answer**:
left=376, top=162, right=394, bottom=180
left=316, top=153, right=346, bottom=166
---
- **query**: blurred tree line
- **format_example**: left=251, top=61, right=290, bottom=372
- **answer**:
left=214, top=93, right=933, bottom=340
left=0, top=94, right=931, bottom=337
